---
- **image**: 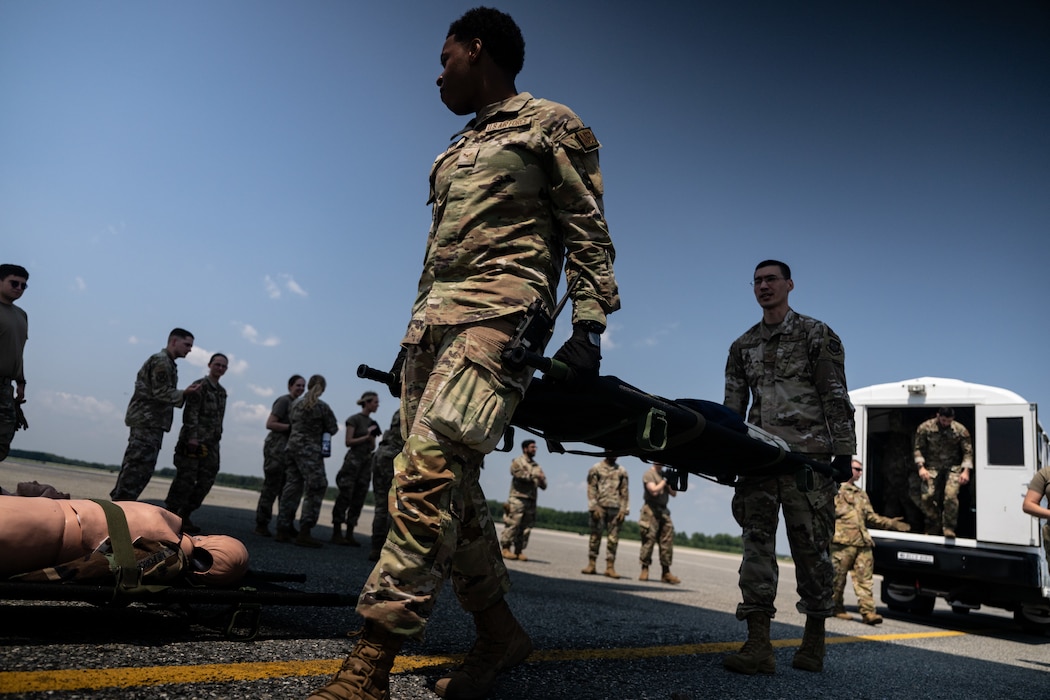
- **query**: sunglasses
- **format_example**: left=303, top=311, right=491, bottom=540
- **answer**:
left=8, top=280, right=27, bottom=290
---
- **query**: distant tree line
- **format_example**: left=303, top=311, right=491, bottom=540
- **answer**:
left=8, top=450, right=742, bottom=554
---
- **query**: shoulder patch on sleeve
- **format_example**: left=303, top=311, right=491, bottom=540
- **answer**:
left=574, top=127, right=600, bottom=152
left=826, top=337, right=842, bottom=356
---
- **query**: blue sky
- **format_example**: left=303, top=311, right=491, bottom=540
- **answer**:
left=2, top=1, right=1047, bottom=541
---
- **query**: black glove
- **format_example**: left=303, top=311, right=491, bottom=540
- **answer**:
left=387, top=347, right=407, bottom=398
left=830, top=455, right=852, bottom=482
left=552, top=322, right=603, bottom=382
left=14, top=402, right=27, bottom=431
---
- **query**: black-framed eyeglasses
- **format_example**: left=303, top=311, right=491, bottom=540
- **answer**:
left=8, top=280, right=27, bottom=290
left=852, top=467, right=863, bottom=472
left=750, top=275, right=782, bottom=287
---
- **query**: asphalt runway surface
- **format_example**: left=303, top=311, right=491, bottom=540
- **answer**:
left=1, top=460, right=1048, bottom=699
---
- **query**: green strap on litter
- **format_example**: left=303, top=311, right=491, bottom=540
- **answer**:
left=90, top=499, right=176, bottom=596
left=91, top=499, right=143, bottom=592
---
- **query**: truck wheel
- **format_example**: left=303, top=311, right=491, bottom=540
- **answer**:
left=882, top=580, right=934, bottom=615
left=1014, top=606, right=1050, bottom=636
left=912, top=595, right=935, bottom=615
left=882, top=580, right=914, bottom=612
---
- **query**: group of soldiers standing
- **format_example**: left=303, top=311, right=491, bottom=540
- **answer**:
left=254, top=377, right=403, bottom=561
left=497, top=441, right=682, bottom=585
left=108, top=328, right=227, bottom=535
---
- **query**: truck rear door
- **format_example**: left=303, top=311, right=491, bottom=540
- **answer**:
left=975, top=403, right=1038, bottom=546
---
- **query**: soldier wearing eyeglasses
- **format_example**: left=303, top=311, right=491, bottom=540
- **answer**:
left=0, top=264, right=30, bottom=462
left=723, top=259, right=856, bottom=676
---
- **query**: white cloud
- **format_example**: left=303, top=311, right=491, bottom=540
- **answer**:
left=128, top=336, right=140, bottom=345
left=231, top=400, right=270, bottom=424
left=282, top=274, right=307, bottom=297
left=186, top=347, right=210, bottom=369
left=72, top=276, right=86, bottom=292
left=37, top=390, right=118, bottom=421
left=186, top=346, right=247, bottom=375
left=635, top=321, right=679, bottom=349
left=234, top=321, right=280, bottom=347
left=265, top=274, right=308, bottom=299
left=248, top=384, right=274, bottom=398
left=226, top=357, right=248, bottom=375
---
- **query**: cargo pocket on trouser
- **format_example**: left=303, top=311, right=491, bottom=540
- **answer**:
left=427, top=322, right=524, bottom=454
left=804, top=474, right=836, bottom=548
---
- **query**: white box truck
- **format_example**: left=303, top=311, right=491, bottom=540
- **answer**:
left=850, top=377, right=1050, bottom=633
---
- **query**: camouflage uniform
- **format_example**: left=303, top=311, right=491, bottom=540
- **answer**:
left=725, top=309, right=856, bottom=619
left=333, top=412, right=380, bottom=531
left=914, top=418, right=973, bottom=535
left=0, top=300, right=28, bottom=463
left=165, top=375, right=226, bottom=519
left=639, top=467, right=674, bottom=569
left=277, top=398, right=338, bottom=532
left=1027, top=467, right=1050, bottom=572
left=831, top=482, right=903, bottom=616
left=370, top=410, right=404, bottom=554
left=255, top=393, right=295, bottom=529
left=111, top=349, right=187, bottom=501
left=356, top=92, right=619, bottom=639
left=586, top=459, right=630, bottom=565
left=499, top=452, right=547, bottom=556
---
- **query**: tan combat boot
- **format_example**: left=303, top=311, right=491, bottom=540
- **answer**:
left=638, top=566, right=649, bottom=581
left=723, top=612, right=775, bottom=675
left=295, top=526, right=324, bottom=549
left=308, top=622, right=404, bottom=700
left=434, top=598, right=533, bottom=699
left=862, top=612, right=883, bottom=625
left=604, top=561, right=620, bottom=579
left=515, top=550, right=527, bottom=562
left=661, top=568, right=681, bottom=585
left=330, top=524, right=347, bottom=545
left=501, top=548, right=518, bottom=560
left=581, top=558, right=597, bottom=575
left=792, top=615, right=826, bottom=672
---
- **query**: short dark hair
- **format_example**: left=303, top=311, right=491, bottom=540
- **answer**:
left=169, top=328, right=194, bottom=341
left=521, top=439, right=536, bottom=450
left=448, top=6, right=525, bottom=80
left=209, top=353, right=228, bottom=365
left=0, top=264, right=29, bottom=280
left=287, top=374, right=305, bottom=389
left=937, top=407, right=955, bottom=418
left=755, top=259, right=791, bottom=280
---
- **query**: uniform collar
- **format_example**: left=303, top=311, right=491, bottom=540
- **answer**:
left=453, top=92, right=533, bottom=139
left=760, top=308, right=798, bottom=337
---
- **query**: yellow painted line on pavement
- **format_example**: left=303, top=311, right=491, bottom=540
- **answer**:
left=0, top=630, right=966, bottom=694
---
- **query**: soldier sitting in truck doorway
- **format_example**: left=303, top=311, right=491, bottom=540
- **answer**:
left=914, top=407, right=973, bottom=538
